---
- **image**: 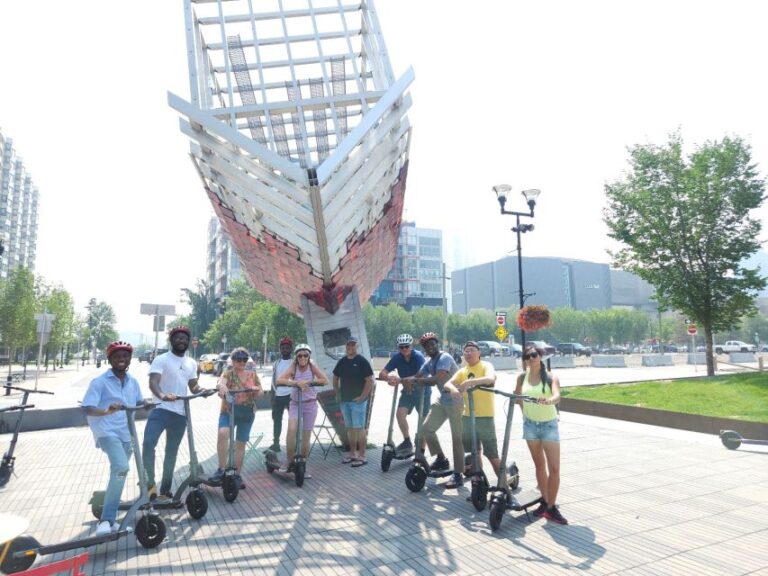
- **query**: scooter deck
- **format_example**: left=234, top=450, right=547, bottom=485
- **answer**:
left=508, top=490, right=543, bottom=511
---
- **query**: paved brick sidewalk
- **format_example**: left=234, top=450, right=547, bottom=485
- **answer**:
left=1, top=370, right=766, bottom=575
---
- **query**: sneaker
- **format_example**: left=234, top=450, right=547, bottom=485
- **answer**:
left=395, top=439, right=413, bottom=454
left=544, top=505, right=568, bottom=525
left=430, top=455, right=450, bottom=472
left=147, top=484, right=158, bottom=500
left=95, top=521, right=112, bottom=537
left=444, top=473, right=464, bottom=489
left=110, top=522, right=120, bottom=533
left=234, top=474, right=245, bottom=489
left=269, top=443, right=281, bottom=452
left=154, top=491, right=173, bottom=504
left=532, top=500, right=548, bottom=518
left=210, top=468, right=225, bottom=483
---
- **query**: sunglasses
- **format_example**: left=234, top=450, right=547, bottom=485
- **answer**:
left=296, top=353, right=310, bottom=359
left=398, top=344, right=411, bottom=349
left=232, top=356, right=249, bottom=362
left=523, top=352, right=539, bottom=360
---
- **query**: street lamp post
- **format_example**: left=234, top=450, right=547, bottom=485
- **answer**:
left=493, top=185, right=541, bottom=352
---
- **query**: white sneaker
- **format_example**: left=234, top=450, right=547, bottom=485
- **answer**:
left=111, top=522, right=120, bottom=533
left=95, top=521, right=112, bottom=536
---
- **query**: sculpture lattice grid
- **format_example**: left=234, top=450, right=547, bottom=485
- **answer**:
left=170, top=0, right=414, bottom=314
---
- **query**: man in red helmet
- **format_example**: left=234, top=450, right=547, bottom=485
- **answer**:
left=82, top=341, right=150, bottom=536
left=268, top=336, right=294, bottom=452
left=142, top=325, right=202, bottom=501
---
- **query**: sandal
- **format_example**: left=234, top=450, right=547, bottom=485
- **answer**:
left=341, top=456, right=354, bottom=464
left=351, top=459, right=368, bottom=467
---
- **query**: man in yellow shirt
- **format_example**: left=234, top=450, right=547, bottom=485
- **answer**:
left=451, top=341, right=500, bottom=477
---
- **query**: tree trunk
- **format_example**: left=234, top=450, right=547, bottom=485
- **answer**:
left=704, top=326, right=715, bottom=377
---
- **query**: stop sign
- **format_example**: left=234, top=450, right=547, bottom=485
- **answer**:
left=687, top=325, right=697, bottom=336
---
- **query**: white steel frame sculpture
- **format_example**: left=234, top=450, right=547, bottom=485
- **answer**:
left=169, top=0, right=413, bottom=371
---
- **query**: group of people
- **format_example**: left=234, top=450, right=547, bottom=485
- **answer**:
left=83, top=326, right=567, bottom=539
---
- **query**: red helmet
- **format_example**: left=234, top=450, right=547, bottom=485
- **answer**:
left=279, top=336, right=294, bottom=346
left=419, top=332, right=439, bottom=346
left=106, top=340, right=134, bottom=358
left=169, top=325, right=191, bottom=339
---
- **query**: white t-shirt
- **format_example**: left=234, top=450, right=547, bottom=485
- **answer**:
left=149, top=352, right=198, bottom=416
left=273, top=358, right=293, bottom=397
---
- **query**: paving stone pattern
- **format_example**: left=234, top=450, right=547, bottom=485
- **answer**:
left=1, top=374, right=766, bottom=575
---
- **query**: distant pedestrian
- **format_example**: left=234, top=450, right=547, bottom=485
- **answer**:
left=333, top=337, right=374, bottom=467
left=142, top=326, right=202, bottom=501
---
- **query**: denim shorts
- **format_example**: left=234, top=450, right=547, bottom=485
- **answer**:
left=340, top=400, right=368, bottom=428
left=522, top=417, right=560, bottom=442
left=398, top=391, right=430, bottom=415
left=218, top=405, right=255, bottom=443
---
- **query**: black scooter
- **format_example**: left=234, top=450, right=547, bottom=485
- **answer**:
left=1, top=385, right=54, bottom=488
left=264, top=382, right=324, bottom=487
left=465, top=385, right=492, bottom=510
left=90, top=389, right=217, bottom=519
left=404, top=382, right=453, bottom=492
left=380, top=381, right=416, bottom=472
left=720, top=430, right=768, bottom=451
left=0, top=403, right=165, bottom=575
left=478, top=388, right=542, bottom=531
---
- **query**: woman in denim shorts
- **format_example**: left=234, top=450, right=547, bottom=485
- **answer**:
left=514, top=343, right=568, bottom=525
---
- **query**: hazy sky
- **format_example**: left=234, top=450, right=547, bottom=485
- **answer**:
left=1, top=0, right=767, bottom=338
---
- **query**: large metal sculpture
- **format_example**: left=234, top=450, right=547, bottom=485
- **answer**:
left=169, top=0, right=412, bottom=374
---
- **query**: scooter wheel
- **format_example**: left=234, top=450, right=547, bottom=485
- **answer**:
left=135, top=514, right=166, bottom=548
left=185, top=489, right=208, bottom=519
left=294, top=462, right=305, bottom=488
left=222, top=476, right=239, bottom=503
left=0, top=461, right=12, bottom=488
left=471, top=479, right=488, bottom=511
left=489, top=498, right=505, bottom=531
left=405, top=466, right=427, bottom=493
left=0, top=535, right=39, bottom=574
left=381, top=449, right=394, bottom=472
left=720, top=430, right=742, bottom=450
left=90, top=490, right=105, bottom=520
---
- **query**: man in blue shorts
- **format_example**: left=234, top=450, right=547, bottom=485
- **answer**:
left=378, top=333, right=428, bottom=456
left=333, top=337, right=374, bottom=467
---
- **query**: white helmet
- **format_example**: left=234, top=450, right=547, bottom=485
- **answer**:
left=294, top=343, right=311, bottom=355
left=396, top=334, right=414, bottom=346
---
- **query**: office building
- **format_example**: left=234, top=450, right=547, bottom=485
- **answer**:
left=206, top=216, right=243, bottom=299
left=0, top=129, right=39, bottom=279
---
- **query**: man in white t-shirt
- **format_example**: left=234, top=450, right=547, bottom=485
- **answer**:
left=142, top=325, right=201, bottom=500
left=267, top=336, right=294, bottom=452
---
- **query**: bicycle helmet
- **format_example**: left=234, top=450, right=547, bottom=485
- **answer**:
left=419, top=332, right=439, bottom=346
left=169, top=325, right=191, bottom=339
left=396, top=334, right=414, bottom=346
left=106, top=340, right=134, bottom=358
left=279, top=336, right=294, bottom=346
left=294, top=343, right=312, bottom=355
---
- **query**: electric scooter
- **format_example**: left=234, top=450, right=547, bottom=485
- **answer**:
left=0, top=403, right=166, bottom=575
left=264, top=382, right=325, bottom=487
left=380, top=380, right=416, bottom=472
left=0, top=385, right=54, bottom=488
left=720, top=430, right=768, bottom=451
left=89, top=389, right=217, bottom=519
left=465, top=385, right=492, bottom=510
left=404, top=382, right=454, bottom=492
left=478, top=388, right=542, bottom=531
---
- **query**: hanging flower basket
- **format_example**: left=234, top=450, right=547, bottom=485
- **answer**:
left=517, top=305, right=551, bottom=333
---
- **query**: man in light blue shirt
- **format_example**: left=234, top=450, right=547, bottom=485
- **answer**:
left=82, top=340, right=148, bottom=537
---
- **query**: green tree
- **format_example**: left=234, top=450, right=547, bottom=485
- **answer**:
left=38, top=284, right=76, bottom=369
left=85, top=299, right=119, bottom=354
left=548, top=308, right=587, bottom=343
left=0, top=267, right=36, bottom=370
left=604, top=133, right=766, bottom=375
left=180, top=280, right=218, bottom=351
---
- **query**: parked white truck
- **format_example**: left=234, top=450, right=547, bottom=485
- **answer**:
left=714, top=340, right=757, bottom=354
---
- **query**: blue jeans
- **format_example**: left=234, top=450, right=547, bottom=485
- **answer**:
left=96, top=436, right=132, bottom=524
left=340, top=400, right=368, bottom=428
left=142, top=408, right=187, bottom=494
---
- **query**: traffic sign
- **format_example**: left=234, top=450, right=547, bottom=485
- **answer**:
left=496, top=312, right=507, bottom=326
left=687, top=324, right=697, bottom=336
left=495, top=326, right=508, bottom=341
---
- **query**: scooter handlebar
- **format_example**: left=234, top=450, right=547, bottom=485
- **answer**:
left=173, top=389, right=217, bottom=401
left=3, top=385, right=54, bottom=395
left=0, top=403, right=35, bottom=413
left=120, top=402, right=160, bottom=412
left=273, top=381, right=327, bottom=387
left=475, top=388, right=538, bottom=402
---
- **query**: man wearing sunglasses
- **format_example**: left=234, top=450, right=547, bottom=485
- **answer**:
left=378, top=333, right=428, bottom=456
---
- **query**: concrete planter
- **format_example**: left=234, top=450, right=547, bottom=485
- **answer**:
left=641, top=355, right=674, bottom=367
left=591, top=355, right=627, bottom=368
left=560, top=397, right=767, bottom=438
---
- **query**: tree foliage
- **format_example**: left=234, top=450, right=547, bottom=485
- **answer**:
left=604, top=133, right=766, bottom=374
left=0, top=267, right=36, bottom=366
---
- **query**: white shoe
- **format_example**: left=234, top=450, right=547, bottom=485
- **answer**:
left=111, top=522, right=120, bottom=533
left=95, top=521, right=112, bottom=536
